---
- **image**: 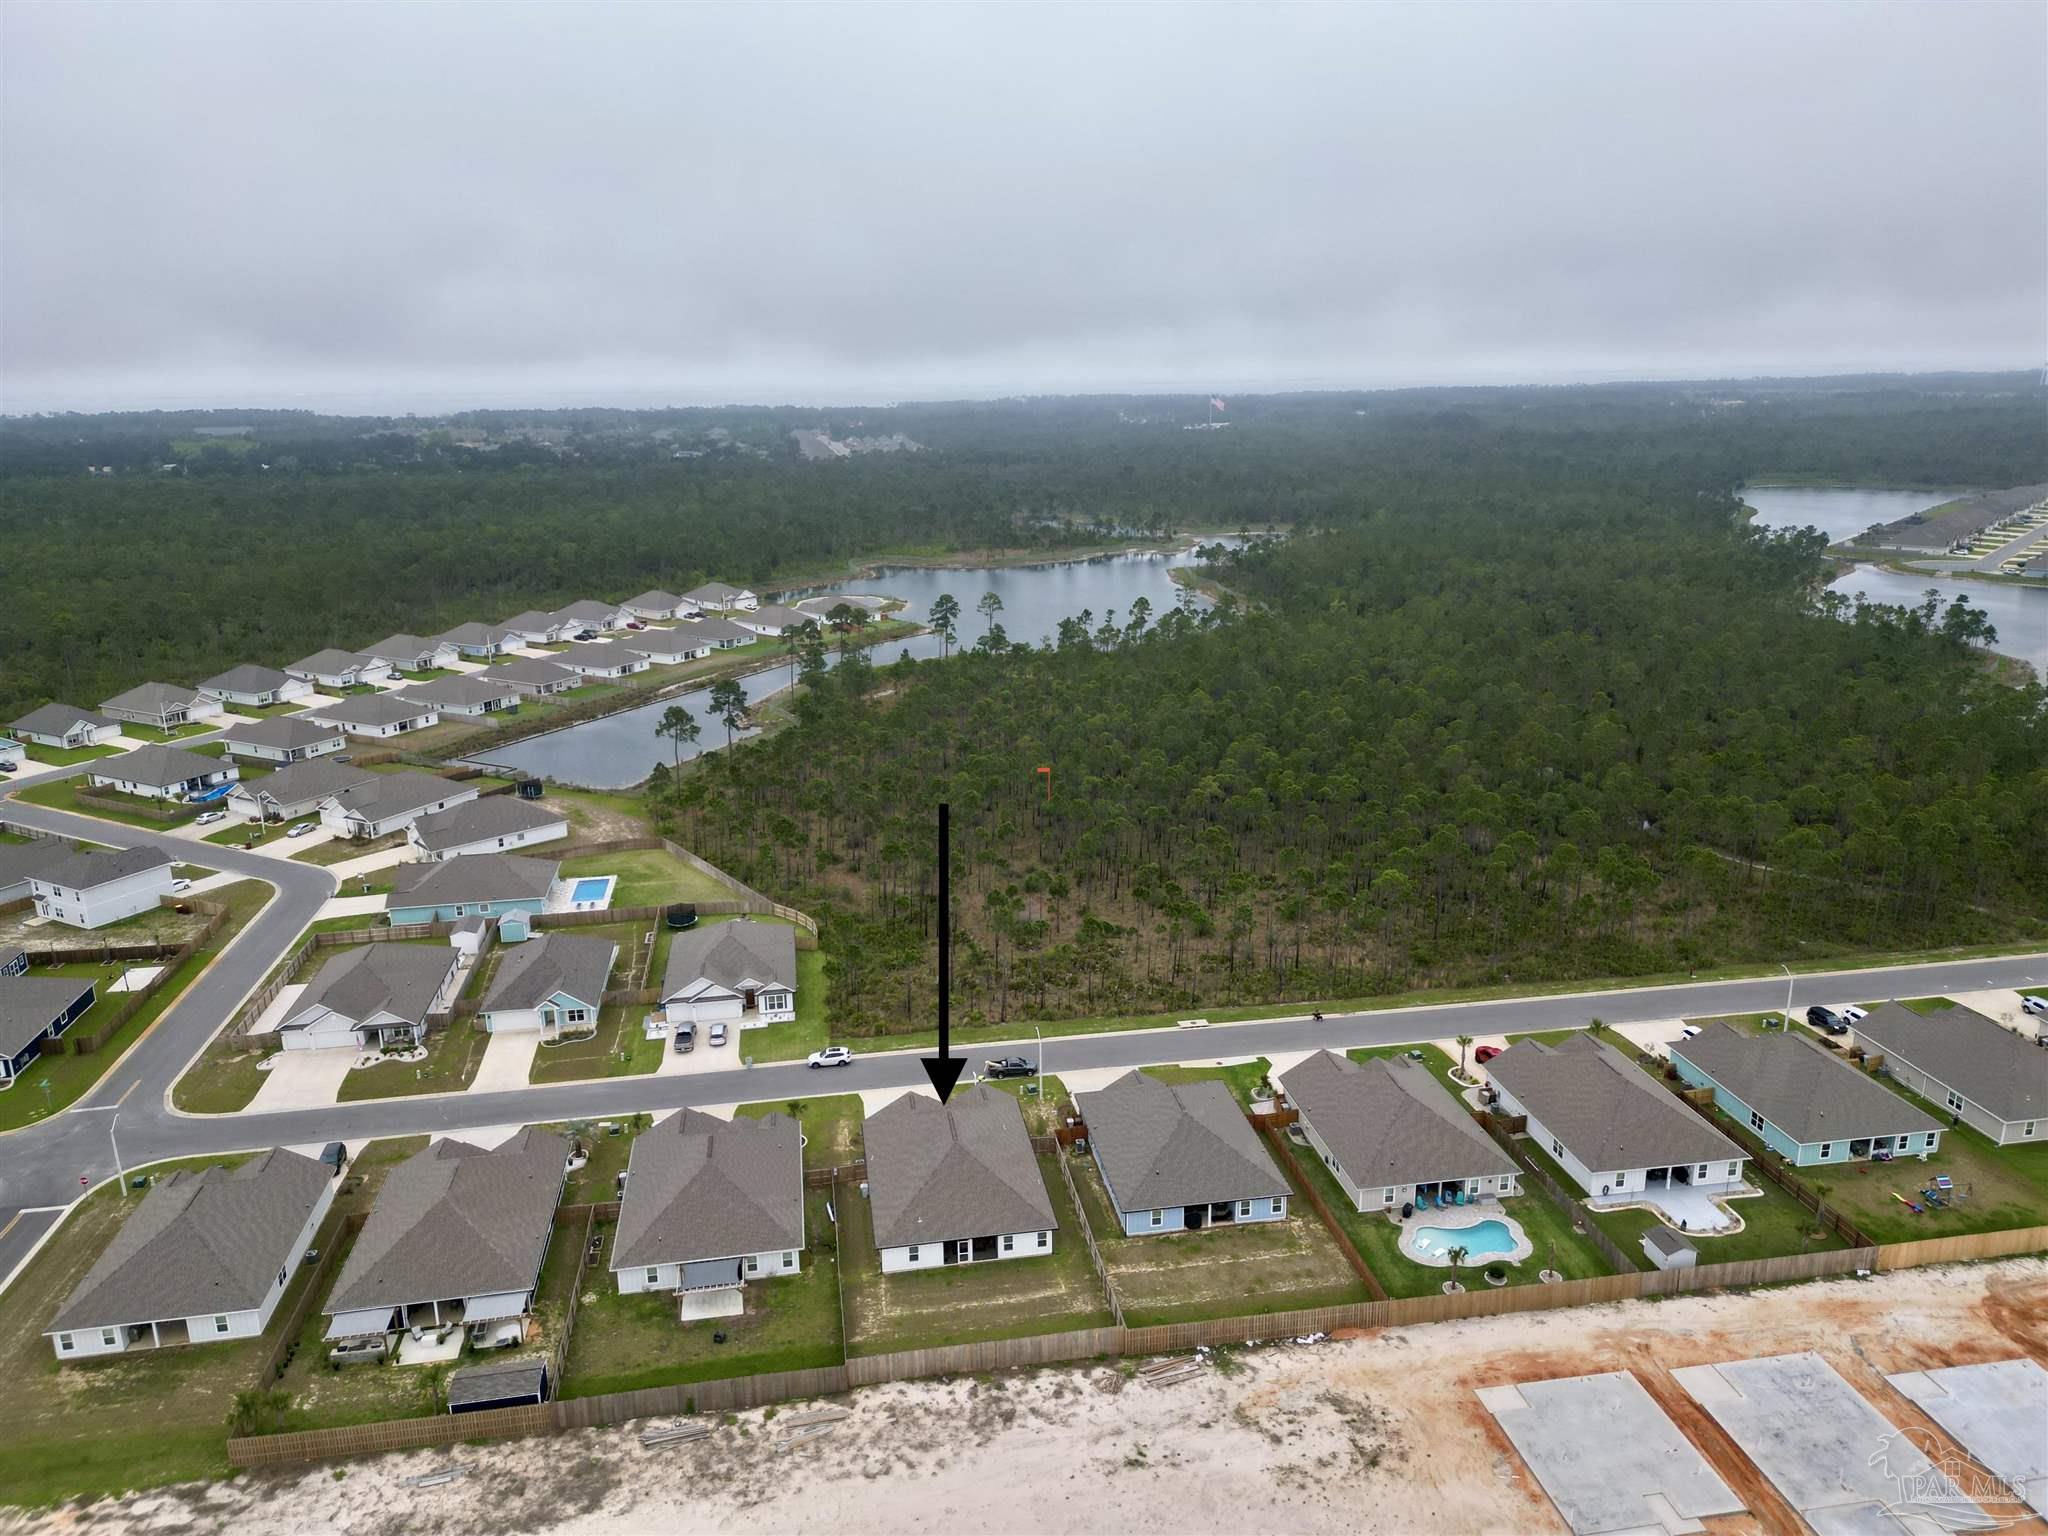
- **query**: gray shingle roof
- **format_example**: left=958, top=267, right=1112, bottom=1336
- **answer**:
left=201, top=664, right=294, bottom=695
left=49, top=1150, right=330, bottom=1332
left=627, top=629, right=712, bottom=661
left=1671, top=1025, right=1943, bottom=1144
left=90, top=742, right=223, bottom=790
left=674, top=615, right=755, bottom=644
left=287, top=649, right=376, bottom=677
left=0, top=841, right=72, bottom=891
left=234, top=757, right=375, bottom=810
left=558, top=640, right=646, bottom=669
left=1488, top=1033, right=1745, bottom=1173
left=363, top=634, right=449, bottom=666
left=282, top=943, right=459, bottom=1032
left=1075, top=1071, right=1289, bottom=1211
left=742, top=604, right=814, bottom=632
left=682, top=582, right=750, bottom=604
left=480, top=656, right=577, bottom=689
left=100, top=681, right=203, bottom=716
left=324, top=770, right=471, bottom=824
left=660, top=919, right=796, bottom=999
left=393, top=675, right=517, bottom=710
left=482, top=933, right=616, bottom=1014
left=613, top=1109, right=804, bottom=1269
left=12, top=702, right=116, bottom=737
left=307, top=691, right=437, bottom=729
left=32, top=845, right=173, bottom=893
left=625, top=590, right=683, bottom=612
left=1851, top=1002, right=2048, bottom=1126
left=862, top=1087, right=1056, bottom=1249
left=409, top=796, right=565, bottom=854
left=223, top=715, right=344, bottom=753
left=447, top=1356, right=549, bottom=1410
left=436, top=621, right=515, bottom=648
left=552, top=600, right=621, bottom=625
left=0, top=972, right=97, bottom=1062
left=1280, top=1050, right=1517, bottom=1191
left=389, top=852, right=559, bottom=907
left=500, top=610, right=561, bottom=633
left=326, top=1130, right=567, bottom=1313
left=1644, top=1225, right=1696, bottom=1258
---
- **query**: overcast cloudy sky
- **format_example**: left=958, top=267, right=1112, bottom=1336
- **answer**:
left=3, top=2, right=2041, bottom=413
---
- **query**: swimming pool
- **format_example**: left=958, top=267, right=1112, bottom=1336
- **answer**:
left=569, top=878, right=610, bottom=902
left=1411, top=1219, right=1516, bottom=1260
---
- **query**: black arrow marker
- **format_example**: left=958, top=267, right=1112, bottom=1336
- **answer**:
left=921, top=802, right=965, bottom=1103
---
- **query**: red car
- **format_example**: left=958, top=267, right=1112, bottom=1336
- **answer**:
left=1472, top=1044, right=1503, bottom=1065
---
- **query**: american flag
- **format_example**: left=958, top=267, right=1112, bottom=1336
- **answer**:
left=1209, top=397, right=1227, bottom=413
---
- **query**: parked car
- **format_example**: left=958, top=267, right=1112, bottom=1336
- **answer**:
left=574, top=629, right=599, bottom=641
left=625, top=620, right=645, bottom=630
left=169, top=878, right=193, bottom=894
left=1836, top=1004, right=1868, bottom=1024
left=808, top=1045, right=853, bottom=1069
left=194, top=810, right=227, bottom=826
left=286, top=821, right=316, bottom=837
left=1678, top=1025, right=1702, bottom=1040
left=709, top=1022, right=728, bottom=1047
left=982, top=1056, right=1035, bottom=1078
left=1472, top=1044, right=1503, bottom=1064
left=0, top=761, right=16, bottom=775
left=673, top=1021, right=696, bottom=1054
left=1806, top=1005, right=1848, bottom=1035
left=318, top=1141, right=348, bottom=1177
left=2022, top=994, right=2048, bottom=1018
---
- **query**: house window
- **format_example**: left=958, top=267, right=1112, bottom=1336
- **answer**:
left=907, top=1246, right=919, bottom=1262
left=214, top=1315, right=230, bottom=1334
left=1696, top=1165, right=1709, bottom=1180
left=1383, top=1187, right=1395, bottom=1204
left=57, top=1334, right=73, bottom=1352
left=1238, top=1200, right=1253, bottom=1218
left=744, top=1256, right=759, bottom=1274
left=1945, top=1090, right=1963, bottom=1112
left=1036, top=1231, right=1048, bottom=1248
left=1818, top=1143, right=1832, bottom=1159
left=565, top=1008, right=587, bottom=1025
left=1727, top=1162, right=1740, bottom=1178
left=1925, top=1133, right=1939, bottom=1149
left=782, top=1251, right=795, bottom=1267
left=453, top=905, right=467, bottom=918
left=278, top=1266, right=289, bottom=1288
left=1749, top=1110, right=1765, bottom=1132
left=1148, top=1209, right=1163, bottom=1228
left=1001, top=1234, right=1015, bottom=1252
left=645, top=1268, right=660, bottom=1286
left=2025, top=1123, right=2037, bottom=1138
left=101, top=1328, right=117, bottom=1348
left=1269, top=1198, right=1284, bottom=1215
left=1550, top=1139, right=1563, bottom=1157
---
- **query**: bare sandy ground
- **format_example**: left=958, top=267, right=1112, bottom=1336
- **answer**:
left=12, top=1258, right=2044, bottom=1536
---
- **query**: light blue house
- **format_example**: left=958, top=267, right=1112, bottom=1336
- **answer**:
left=1670, top=1024, right=1943, bottom=1167
left=385, top=853, right=560, bottom=926
left=1074, top=1070, right=1290, bottom=1235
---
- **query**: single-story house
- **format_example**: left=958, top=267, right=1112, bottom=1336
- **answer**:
left=676, top=615, right=756, bottom=649
left=284, top=650, right=394, bottom=691
left=1671, top=1024, right=1944, bottom=1166
left=362, top=634, right=461, bottom=675
left=613, top=1109, right=806, bottom=1294
left=501, top=610, right=574, bottom=646
left=407, top=796, right=569, bottom=861
left=621, top=589, right=685, bottom=622
left=304, top=691, right=441, bottom=739
left=319, top=771, right=479, bottom=841
left=551, top=599, right=626, bottom=634
left=628, top=628, right=713, bottom=665
left=1487, top=1033, right=1749, bottom=1201
left=556, top=640, right=651, bottom=679
left=0, top=842, right=72, bottom=904
left=436, top=622, right=517, bottom=660
left=447, top=1357, right=550, bottom=1414
left=478, top=656, right=579, bottom=697
left=221, top=715, right=347, bottom=765
left=652, top=919, right=797, bottom=1034
left=1850, top=1001, right=2047, bottom=1146
left=477, top=933, right=616, bottom=1036
left=1279, top=1050, right=1521, bottom=1213
left=228, top=758, right=376, bottom=822
left=730, top=603, right=816, bottom=638
left=275, top=942, right=462, bottom=1051
left=386, top=853, right=560, bottom=924
left=1074, top=1071, right=1291, bottom=1236
left=323, top=1130, right=568, bottom=1347
left=1, top=971, right=98, bottom=1084
left=46, top=1149, right=335, bottom=1360
left=393, top=675, right=520, bottom=717
left=198, top=664, right=311, bottom=710
left=99, top=682, right=222, bottom=733
left=11, top=703, right=122, bottom=751
left=680, top=581, right=759, bottom=615
left=86, top=743, right=238, bottom=802
left=30, top=847, right=175, bottom=930
left=863, top=1087, right=1057, bottom=1272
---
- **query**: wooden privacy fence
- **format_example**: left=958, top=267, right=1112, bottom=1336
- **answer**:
left=552, top=1365, right=853, bottom=1428
left=1874, top=1225, right=2048, bottom=1270
left=257, top=1211, right=365, bottom=1385
left=233, top=939, right=315, bottom=1032
left=229, top=1403, right=555, bottom=1466
left=1050, top=1142, right=1124, bottom=1326
left=72, top=790, right=188, bottom=823
left=1261, top=1126, right=1390, bottom=1302
left=1474, top=1114, right=1642, bottom=1275
left=54, top=894, right=229, bottom=1054
left=539, top=835, right=819, bottom=940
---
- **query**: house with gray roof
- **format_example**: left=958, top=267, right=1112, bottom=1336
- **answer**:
left=479, top=656, right=578, bottom=697
left=46, top=1149, right=335, bottom=1360
left=730, top=603, right=815, bottom=638
left=275, top=942, right=462, bottom=1052
left=479, top=933, right=616, bottom=1037
left=1488, top=1033, right=1748, bottom=1207
left=284, top=649, right=394, bottom=690
left=198, top=663, right=310, bottom=710
left=680, top=581, right=758, bottom=614
left=627, top=627, right=714, bottom=665
left=393, top=674, right=520, bottom=717
left=99, top=681, right=222, bottom=732
left=622, top=589, right=685, bottom=621
left=551, top=599, right=626, bottom=633
left=862, top=1087, right=1056, bottom=1273
left=612, top=1109, right=805, bottom=1293
left=304, top=689, right=441, bottom=740
left=387, top=852, right=561, bottom=924
left=227, top=757, right=375, bottom=823
left=221, top=714, right=347, bottom=766
left=675, top=614, right=757, bottom=649
left=1074, top=1071, right=1290, bottom=1236
left=501, top=610, right=573, bottom=645
left=436, top=621, right=516, bottom=659
left=1672, top=1024, right=1944, bottom=1166
left=1, top=970, right=98, bottom=1084
left=556, top=639, right=651, bottom=679
left=1851, top=1001, right=2048, bottom=1146
left=0, top=839, right=75, bottom=904
left=10, top=702, right=121, bottom=751
left=86, top=742, right=237, bottom=802
left=30, top=846, right=175, bottom=930
left=654, top=918, right=797, bottom=1032
left=407, top=796, right=568, bottom=861
left=1280, top=1050, right=1520, bottom=1214
left=319, top=770, right=479, bottom=841
left=362, top=634, right=460, bottom=674
left=323, top=1129, right=567, bottom=1344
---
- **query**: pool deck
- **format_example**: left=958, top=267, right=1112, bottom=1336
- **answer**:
left=1397, top=1202, right=1532, bottom=1268
left=546, top=873, right=617, bottom=914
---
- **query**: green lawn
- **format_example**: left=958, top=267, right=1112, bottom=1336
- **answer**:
left=13, top=778, right=197, bottom=829
left=224, top=700, right=312, bottom=718
left=336, top=1011, right=487, bottom=1102
left=1899, top=996, right=1958, bottom=1014
left=562, top=1189, right=844, bottom=1396
left=204, top=817, right=291, bottom=848
left=737, top=1092, right=864, bottom=1169
left=1143, top=1058, right=1276, bottom=1107
left=558, top=846, right=733, bottom=908
left=125, top=722, right=217, bottom=742
left=528, top=1000, right=665, bottom=1083
left=543, top=1115, right=651, bottom=1205
left=18, top=741, right=123, bottom=766
left=745, top=944, right=830, bottom=1061
left=291, top=830, right=407, bottom=865
left=1347, top=1041, right=1468, bottom=1097
left=399, top=668, right=458, bottom=682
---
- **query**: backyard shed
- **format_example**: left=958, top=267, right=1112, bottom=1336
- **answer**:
left=446, top=1356, right=550, bottom=1413
left=1641, top=1225, right=1698, bottom=1271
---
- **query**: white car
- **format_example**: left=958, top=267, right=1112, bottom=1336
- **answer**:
left=1836, top=1004, right=1868, bottom=1025
left=170, top=878, right=193, bottom=894
left=286, top=821, right=317, bottom=838
left=807, top=1046, right=853, bottom=1069
left=194, top=810, right=227, bottom=826
left=709, top=1022, right=728, bottom=1047
left=2023, top=994, right=2048, bottom=1018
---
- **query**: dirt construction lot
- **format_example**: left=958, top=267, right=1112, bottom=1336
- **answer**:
left=26, top=1257, right=2042, bottom=1536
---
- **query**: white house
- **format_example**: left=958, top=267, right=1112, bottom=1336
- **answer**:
left=86, top=743, right=238, bottom=803
left=392, top=676, right=519, bottom=717
left=99, top=682, right=223, bottom=733
left=228, top=758, right=376, bottom=822
left=435, top=622, right=517, bottom=660
left=30, top=847, right=176, bottom=930
left=628, top=629, right=713, bottom=665
left=551, top=599, right=627, bottom=634
left=680, top=581, right=759, bottom=615
left=198, top=664, right=312, bottom=710
left=676, top=615, right=757, bottom=650
left=319, top=771, right=479, bottom=841
left=478, top=657, right=578, bottom=697
left=611, top=1109, right=804, bottom=1295
left=46, top=1150, right=335, bottom=1360
left=275, top=943, right=462, bottom=1051
left=729, top=603, right=816, bottom=638
left=304, top=691, right=441, bottom=740
left=862, top=1088, right=1057, bottom=1274
left=651, top=919, right=797, bottom=1035
left=10, top=703, right=122, bottom=751
left=362, top=634, right=462, bottom=675
left=406, top=796, right=569, bottom=861
left=478, top=933, right=615, bottom=1036
left=284, top=650, right=395, bottom=691
left=1850, top=1001, right=2047, bottom=1146
left=221, top=715, right=347, bottom=765
left=1075, top=1071, right=1291, bottom=1237
left=556, top=640, right=651, bottom=680
left=621, top=589, right=686, bottom=622
left=500, top=610, right=573, bottom=646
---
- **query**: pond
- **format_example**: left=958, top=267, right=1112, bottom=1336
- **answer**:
left=1741, top=485, right=1965, bottom=544
left=476, top=542, right=1232, bottom=788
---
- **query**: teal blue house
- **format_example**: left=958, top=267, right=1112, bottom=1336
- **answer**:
left=386, top=853, right=559, bottom=926
left=1671, top=1024, right=1942, bottom=1167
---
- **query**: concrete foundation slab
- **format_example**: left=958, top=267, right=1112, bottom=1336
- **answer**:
left=1887, top=1358, right=2048, bottom=1520
left=1481, top=1370, right=1743, bottom=1535
left=678, top=1288, right=745, bottom=1322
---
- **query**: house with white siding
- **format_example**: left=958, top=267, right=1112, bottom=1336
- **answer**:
left=500, top=610, right=574, bottom=646
left=436, top=622, right=517, bottom=660
left=228, top=758, right=376, bottom=823
left=1850, top=1001, right=2047, bottom=1146
left=556, top=640, right=651, bottom=679
left=680, top=581, right=759, bottom=615
left=319, top=771, right=479, bottom=841
left=676, top=615, right=757, bottom=650
left=385, top=853, right=559, bottom=924
left=551, top=599, right=627, bottom=634
left=0, top=843, right=72, bottom=906
left=730, top=603, right=816, bottom=638
left=45, top=1150, right=335, bottom=1360
left=477, top=932, right=614, bottom=1037
left=628, top=628, right=713, bottom=665
left=862, top=1088, right=1056, bottom=1273
left=406, top=797, right=569, bottom=861
left=30, top=847, right=176, bottom=929
left=362, top=634, right=461, bottom=675
left=198, top=664, right=311, bottom=710
left=99, top=682, right=222, bottom=733
left=392, top=675, right=520, bottom=718
left=1075, top=1071, right=1291, bottom=1236
left=622, top=590, right=686, bottom=622
left=304, top=691, right=440, bottom=739
left=10, top=703, right=122, bottom=751
left=478, top=657, right=578, bottom=697
left=612, top=1110, right=805, bottom=1297
left=86, top=743, right=238, bottom=803
left=275, top=943, right=462, bottom=1051
left=284, top=650, right=394, bottom=691
left=222, top=715, right=347, bottom=765
left=649, top=919, right=796, bottom=1036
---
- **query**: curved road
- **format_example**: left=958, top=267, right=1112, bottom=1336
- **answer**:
left=3, top=755, right=2045, bottom=1295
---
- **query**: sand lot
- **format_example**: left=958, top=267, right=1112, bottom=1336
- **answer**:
left=9, top=1258, right=2043, bottom=1536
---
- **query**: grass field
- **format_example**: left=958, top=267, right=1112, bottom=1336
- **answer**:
left=558, top=846, right=732, bottom=907
left=737, top=1092, right=864, bottom=1168
left=13, top=777, right=197, bottom=829
left=290, top=830, right=407, bottom=866
left=15, top=741, right=123, bottom=766
left=334, top=951, right=492, bottom=1102
left=1142, top=1058, right=1276, bottom=1107
left=839, top=1154, right=1112, bottom=1352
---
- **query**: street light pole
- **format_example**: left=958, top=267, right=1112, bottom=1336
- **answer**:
left=109, top=1111, right=124, bottom=1195
left=1035, top=1025, right=1044, bottom=1104
left=1781, top=963, right=1794, bottom=1029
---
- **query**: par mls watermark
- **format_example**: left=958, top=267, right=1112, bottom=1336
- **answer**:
left=1869, top=1424, right=2032, bottom=1532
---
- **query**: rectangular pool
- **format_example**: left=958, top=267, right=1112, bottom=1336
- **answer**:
left=569, top=878, right=610, bottom=902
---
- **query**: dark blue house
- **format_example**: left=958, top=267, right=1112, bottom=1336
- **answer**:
left=0, top=973, right=97, bottom=1085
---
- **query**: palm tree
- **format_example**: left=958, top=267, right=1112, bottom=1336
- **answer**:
left=1455, top=1034, right=1474, bottom=1075
left=1446, top=1244, right=1469, bottom=1292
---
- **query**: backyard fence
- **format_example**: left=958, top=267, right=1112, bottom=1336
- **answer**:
left=1261, top=1126, right=1390, bottom=1302
left=539, top=835, right=819, bottom=940
left=232, top=939, right=315, bottom=1033
left=1474, top=1114, right=1643, bottom=1275
left=1051, top=1141, right=1125, bottom=1326
left=258, top=1210, right=366, bottom=1385
left=50, top=894, right=229, bottom=1054
left=1873, top=1225, right=2048, bottom=1270
left=72, top=790, right=189, bottom=823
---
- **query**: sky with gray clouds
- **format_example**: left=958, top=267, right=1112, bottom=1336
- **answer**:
left=3, top=2, right=2042, bottom=413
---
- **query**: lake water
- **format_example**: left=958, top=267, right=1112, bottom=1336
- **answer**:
left=1741, top=485, right=1963, bottom=544
left=479, top=543, right=1228, bottom=787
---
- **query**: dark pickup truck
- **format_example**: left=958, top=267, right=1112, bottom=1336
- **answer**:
left=983, top=1057, right=1037, bottom=1079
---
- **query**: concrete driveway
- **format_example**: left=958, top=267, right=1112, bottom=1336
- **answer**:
left=317, top=893, right=388, bottom=919
left=472, top=1029, right=540, bottom=1093
left=250, top=1048, right=356, bottom=1110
